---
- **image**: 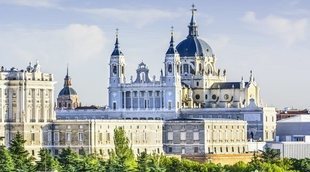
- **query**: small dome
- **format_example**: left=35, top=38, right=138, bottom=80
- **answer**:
left=58, top=87, right=77, bottom=97
left=176, top=36, right=213, bottom=57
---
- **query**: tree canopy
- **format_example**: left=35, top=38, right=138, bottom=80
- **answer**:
left=1, top=130, right=310, bottom=172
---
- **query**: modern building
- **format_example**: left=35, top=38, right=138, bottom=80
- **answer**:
left=276, top=108, right=309, bottom=121
left=267, top=115, right=310, bottom=159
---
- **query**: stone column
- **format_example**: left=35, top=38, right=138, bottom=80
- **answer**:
left=123, top=91, right=127, bottom=109
left=130, top=91, right=133, bottom=110
left=153, top=90, right=155, bottom=110
left=138, top=91, right=140, bottom=110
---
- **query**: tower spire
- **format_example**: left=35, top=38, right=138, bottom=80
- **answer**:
left=188, top=4, right=198, bottom=37
left=115, top=28, right=119, bottom=48
left=170, top=26, right=174, bottom=47
left=66, top=63, right=69, bottom=77
left=64, top=65, right=72, bottom=87
left=111, top=28, right=123, bottom=56
left=166, top=26, right=178, bottom=55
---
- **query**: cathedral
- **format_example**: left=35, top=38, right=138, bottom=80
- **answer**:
left=108, top=5, right=260, bottom=111
left=0, top=5, right=276, bottom=159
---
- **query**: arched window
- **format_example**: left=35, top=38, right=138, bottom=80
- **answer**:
left=112, top=65, right=117, bottom=75
left=140, top=72, right=145, bottom=82
left=168, top=64, right=172, bottom=73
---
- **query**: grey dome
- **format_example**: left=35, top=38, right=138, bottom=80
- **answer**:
left=176, top=36, right=213, bottom=57
left=58, top=87, right=77, bottom=96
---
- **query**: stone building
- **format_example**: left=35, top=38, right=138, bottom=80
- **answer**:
left=0, top=61, right=55, bottom=156
left=179, top=104, right=276, bottom=141
left=108, top=5, right=261, bottom=111
left=0, top=4, right=277, bottom=159
left=43, top=119, right=164, bottom=157
left=163, top=118, right=248, bottom=155
left=57, top=67, right=80, bottom=109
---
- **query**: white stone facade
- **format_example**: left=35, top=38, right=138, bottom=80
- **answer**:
left=164, top=119, right=248, bottom=155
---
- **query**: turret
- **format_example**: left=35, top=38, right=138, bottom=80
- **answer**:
left=108, top=29, right=126, bottom=110
left=109, top=29, right=126, bottom=87
left=163, top=27, right=182, bottom=110
left=164, top=26, right=181, bottom=83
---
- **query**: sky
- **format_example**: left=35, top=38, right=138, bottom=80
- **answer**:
left=0, top=0, right=309, bottom=109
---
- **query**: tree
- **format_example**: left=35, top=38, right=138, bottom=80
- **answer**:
left=36, top=148, right=61, bottom=172
left=137, top=152, right=151, bottom=172
left=261, top=147, right=280, bottom=163
left=9, top=131, right=35, bottom=172
left=148, top=153, right=166, bottom=172
left=77, top=153, right=102, bottom=172
left=106, top=127, right=136, bottom=172
left=291, top=158, right=310, bottom=172
left=57, top=147, right=80, bottom=172
left=0, top=145, right=15, bottom=172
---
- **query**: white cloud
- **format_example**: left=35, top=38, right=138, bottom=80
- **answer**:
left=0, top=0, right=59, bottom=8
left=0, top=24, right=105, bottom=66
left=242, top=11, right=309, bottom=45
left=75, top=8, right=180, bottom=28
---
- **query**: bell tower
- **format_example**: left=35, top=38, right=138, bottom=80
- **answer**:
left=109, top=29, right=126, bottom=110
left=109, top=29, right=126, bottom=86
left=164, top=27, right=182, bottom=110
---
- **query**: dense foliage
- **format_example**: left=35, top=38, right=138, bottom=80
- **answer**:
left=1, top=129, right=310, bottom=172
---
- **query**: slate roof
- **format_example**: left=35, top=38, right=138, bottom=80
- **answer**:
left=58, top=87, right=78, bottom=96
left=176, top=36, right=213, bottom=57
left=210, top=82, right=249, bottom=89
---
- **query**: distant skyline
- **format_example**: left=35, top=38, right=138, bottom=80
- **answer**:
left=0, top=0, right=309, bottom=109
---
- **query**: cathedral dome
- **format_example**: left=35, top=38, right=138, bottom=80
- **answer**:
left=176, top=37, right=213, bottom=57
left=58, top=87, right=77, bottom=97
left=176, top=4, right=213, bottom=58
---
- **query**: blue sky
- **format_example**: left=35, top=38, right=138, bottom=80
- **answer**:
left=0, top=0, right=309, bottom=109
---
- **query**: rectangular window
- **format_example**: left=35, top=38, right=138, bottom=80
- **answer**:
left=193, top=132, right=199, bottom=140
left=106, top=133, right=110, bottom=142
left=79, top=133, right=83, bottom=142
left=54, top=132, right=59, bottom=142
left=48, top=131, right=52, bottom=142
left=156, top=91, right=160, bottom=97
left=99, top=133, right=103, bottom=142
left=167, top=132, right=173, bottom=141
left=180, top=132, right=186, bottom=141
left=113, top=102, right=116, bottom=110
left=54, top=149, right=59, bottom=155
left=31, top=133, right=35, bottom=142
left=168, top=102, right=172, bottom=110
left=168, top=147, right=172, bottom=153
left=194, top=147, right=198, bottom=153
left=66, top=132, right=71, bottom=142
